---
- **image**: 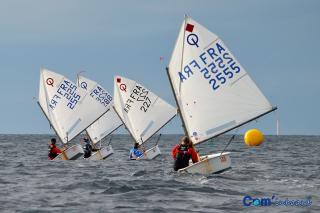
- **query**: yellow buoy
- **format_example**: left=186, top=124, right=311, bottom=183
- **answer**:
left=244, top=129, right=264, bottom=146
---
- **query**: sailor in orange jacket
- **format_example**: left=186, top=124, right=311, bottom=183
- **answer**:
left=172, top=136, right=200, bottom=171
left=48, top=138, right=62, bottom=160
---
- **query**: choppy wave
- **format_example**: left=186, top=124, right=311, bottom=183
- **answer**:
left=0, top=134, right=319, bottom=212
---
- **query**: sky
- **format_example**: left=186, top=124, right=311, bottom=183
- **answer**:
left=0, top=0, right=319, bottom=135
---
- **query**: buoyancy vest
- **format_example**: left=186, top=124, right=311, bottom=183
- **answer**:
left=129, top=148, right=143, bottom=159
left=174, top=144, right=191, bottom=171
left=83, top=143, right=92, bottom=158
left=48, top=145, right=58, bottom=159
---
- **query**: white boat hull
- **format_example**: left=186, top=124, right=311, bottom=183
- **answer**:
left=88, top=145, right=114, bottom=160
left=137, top=145, right=161, bottom=160
left=178, top=152, right=231, bottom=175
left=54, top=144, right=84, bottom=160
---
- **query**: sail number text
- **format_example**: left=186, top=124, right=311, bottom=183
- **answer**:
left=49, top=80, right=81, bottom=110
left=124, top=85, right=151, bottom=113
left=90, top=86, right=112, bottom=107
left=178, top=40, right=242, bottom=91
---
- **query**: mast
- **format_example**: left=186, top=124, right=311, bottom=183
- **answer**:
left=76, top=71, right=85, bottom=87
left=166, top=15, right=190, bottom=137
left=37, top=101, right=64, bottom=145
left=179, top=15, right=187, bottom=93
left=166, top=67, right=188, bottom=136
left=113, top=106, right=138, bottom=144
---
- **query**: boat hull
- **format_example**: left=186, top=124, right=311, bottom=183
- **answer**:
left=54, top=144, right=84, bottom=160
left=178, top=152, right=231, bottom=175
left=137, top=145, right=161, bottom=160
left=88, top=145, right=114, bottom=160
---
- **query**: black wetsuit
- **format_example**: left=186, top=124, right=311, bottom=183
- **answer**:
left=174, top=144, right=191, bottom=171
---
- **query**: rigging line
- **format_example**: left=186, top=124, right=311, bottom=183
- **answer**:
left=155, top=134, right=162, bottom=146
left=107, top=135, right=113, bottom=146
left=140, top=137, right=147, bottom=154
left=274, top=109, right=280, bottom=136
left=140, top=137, right=146, bottom=149
left=220, top=134, right=235, bottom=157
left=219, top=127, right=238, bottom=156
left=76, top=71, right=85, bottom=87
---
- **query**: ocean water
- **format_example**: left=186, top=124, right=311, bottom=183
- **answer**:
left=0, top=134, right=319, bottom=213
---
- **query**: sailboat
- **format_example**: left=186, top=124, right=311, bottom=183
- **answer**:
left=38, top=68, right=109, bottom=160
left=77, top=75, right=123, bottom=160
left=167, top=16, right=277, bottom=175
left=113, top=76, right=177, bottom=160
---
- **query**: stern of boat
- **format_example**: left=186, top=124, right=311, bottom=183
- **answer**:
left=179, top=152, right=231, bottom=175
left=138, top=145, right=161, bottom=160
left=88, top=145, right=114, bottom=160
left=54, top=144, right=84, bottom=160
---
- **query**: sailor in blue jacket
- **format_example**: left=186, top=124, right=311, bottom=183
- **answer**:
left=129, top=142, right=143, bottom=160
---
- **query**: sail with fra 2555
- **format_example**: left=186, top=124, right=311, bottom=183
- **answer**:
left=167, top=16, right=274, bottom=145
left=178, top=40, right=242, bottom=92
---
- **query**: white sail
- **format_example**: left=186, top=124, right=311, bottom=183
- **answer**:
left=77, top=75, right=122, bottom=144
left=168, top=16, right=275, bottom=145
left=113, top=76, right=177, bottom=144
left=38, top=68, right=108, bottom=144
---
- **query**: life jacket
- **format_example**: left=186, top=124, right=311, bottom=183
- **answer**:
left=48, top=145, right=58, bottom=160
left=83, top=143, right=92, bottom=158
left=174, top=144, right=191, bottom=171
left=129, top=148, right=143, bottom=159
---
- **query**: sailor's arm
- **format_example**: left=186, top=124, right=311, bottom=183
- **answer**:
left=190, top=148, right=200, bottom=163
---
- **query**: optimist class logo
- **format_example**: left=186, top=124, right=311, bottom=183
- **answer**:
left=185, top=23, right=199, bottom=48
left=120, top=84, right=127, bottom=92
left=116, top=77, right=127, bottom=92
left=46, top=78, right=54, bottom=87
left=80, top=81, right=87, bottom=90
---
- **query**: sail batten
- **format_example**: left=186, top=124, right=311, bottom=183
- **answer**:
left=195, top=107, right=277, bottom=145
left=206, top=120, right=237, bottom=136
left=168, top=16, right=276, bottom=145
